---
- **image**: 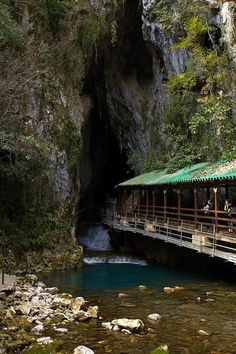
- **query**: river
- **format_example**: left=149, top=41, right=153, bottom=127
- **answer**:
left=41, top=225, right=236, bottom=353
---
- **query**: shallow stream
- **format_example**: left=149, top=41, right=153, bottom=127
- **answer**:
left=41, top=260, right=236, bottom=354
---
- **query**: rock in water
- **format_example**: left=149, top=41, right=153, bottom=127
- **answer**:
left=198, top=329, right=210, bottom=336
left=74, top=345, right=94, bottom=354
left=70, top=297, right=86, bottom=315
left=111, top=318, right=144, bottom=332
left=148, top=313, right=162, bottom=321
left=163, top=287, right=175, bottom=294
left=86, top=306, right=98, bottom=319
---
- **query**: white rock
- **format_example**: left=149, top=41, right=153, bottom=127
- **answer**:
left=198, top=330, right=210, bottom=336
left=37, top=337, right=53, bottom=345
left=55, top=328, right=68, bottom=333
left=38, top=299, right=46, bottom=306
left=31, top=296, right=40, bottom=305
left=70, top=297, right=85, bottom=315
left=17, top=303, right=31, bottom=316
left=148, top=313, right=162, bottom=321
left=14, top=291, right=23, bottom=298
left=74, top=310, right=88, bottom=321
left=113, top=325, right=120, bottom=331
left=86, top=306, right=98, bottom=319
left=73, top=345, right=94, bottom=354
left=138, top=285, right=147, bottom=290
left=121, top=329, right=131, bottom=334
left=111, top=318, right=144, bottom=332
left=52, top=297, right=71, bottom=307
left=45, top=287, right=59, bottom=295
left=164, top=287, right=175, bottom=294
left=102, top=322, right=113, bottom=330
left=31, top=324, right=44, bottom=333
left=36, top=282, right=46, bottom=288
left=36, top=287, right=44, bottom=293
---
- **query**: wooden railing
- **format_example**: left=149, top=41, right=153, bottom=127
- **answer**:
left=103, top=202, right=236, bottom=264
left=117, top=204, right=236, bottom=235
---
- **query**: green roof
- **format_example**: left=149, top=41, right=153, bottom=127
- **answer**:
left=118, top=160, right=236, bottom=187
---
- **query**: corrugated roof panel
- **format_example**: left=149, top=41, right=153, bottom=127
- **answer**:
left=118, top=160, right=236, bottom=187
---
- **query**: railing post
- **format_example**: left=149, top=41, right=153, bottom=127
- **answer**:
left=177, top=189, right=181, bottom=225
left=164, top=189, right=167, bottom=223
left=180, top=220, right=183, bottom=246
left=166, top=217, right=169, bottom=242
left=213, top=187, right=218, bottom=234
left=194, top=187, right=198, bottom=230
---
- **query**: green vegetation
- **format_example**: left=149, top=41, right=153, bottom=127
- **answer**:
left=163, top=15, right=235, bottom=172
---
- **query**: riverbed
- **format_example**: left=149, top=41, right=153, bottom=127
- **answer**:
left=41, top=259, right=236, bottom=354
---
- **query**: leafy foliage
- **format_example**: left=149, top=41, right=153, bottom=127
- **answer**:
left=0, top=0, right=26, bottom=49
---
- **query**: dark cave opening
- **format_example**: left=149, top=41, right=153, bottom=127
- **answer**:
left=78, top=0, right=148, bottom=224
left=78, top=61, right=134, bottom=223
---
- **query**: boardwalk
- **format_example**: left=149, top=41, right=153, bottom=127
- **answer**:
left=103, top=210, right=236, bottom=265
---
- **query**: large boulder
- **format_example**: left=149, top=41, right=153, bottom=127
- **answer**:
left=111, top=318, right=144, bottom=332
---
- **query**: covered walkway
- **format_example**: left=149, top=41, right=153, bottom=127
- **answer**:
left=104, top=161, right=236, bottom=264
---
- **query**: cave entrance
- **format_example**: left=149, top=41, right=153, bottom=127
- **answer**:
left=78, top=95, right=133, bottom=224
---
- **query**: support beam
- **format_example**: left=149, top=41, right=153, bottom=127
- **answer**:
left=194, top=187, right=198, bottom=229
left=213, top=187, right=218, bottom=234
left=177, top=189, right=181, bottom=224
left=164, top=189, right=167, bottom=223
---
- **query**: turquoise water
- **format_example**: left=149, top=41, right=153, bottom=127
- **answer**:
left=40, top=260, right=236, bottom=353
left=42, top=262, right=213, bottom=295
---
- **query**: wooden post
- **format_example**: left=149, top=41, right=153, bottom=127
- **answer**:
left=177, top=189, right=181, bottom=224
left=164, top=189, right=167, bottom=223
left=194, top=187, right=198, bottom=230
left=146, top=188, right=149, bottom=219
left=132, top=189, right=134, bottom=211
left=152, top=190, right=155, bottom=221
left=213, top=187, right=218, bottom=234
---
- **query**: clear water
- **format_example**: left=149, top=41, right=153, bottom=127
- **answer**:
left=41, top=261, right=236, bottom=354
left=42, top=263, right=211, bottom=295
